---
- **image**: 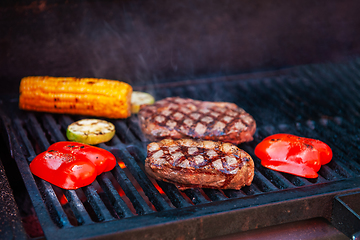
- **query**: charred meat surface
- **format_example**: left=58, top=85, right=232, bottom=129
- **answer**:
left=145, top=139, right=254, bottom=190
left=138, top=97, right=256, bottom=144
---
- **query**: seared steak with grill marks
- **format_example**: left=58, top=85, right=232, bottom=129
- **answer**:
left=138, top=97, right=256, bottom=144
left=145, top=139, right=254, bottom=190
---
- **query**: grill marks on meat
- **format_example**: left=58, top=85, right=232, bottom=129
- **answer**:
left=145, top=139, right=254, bottom=190
left=139, top=97, right=256, bottom=144
left=141, top=98, right=256, bottom=190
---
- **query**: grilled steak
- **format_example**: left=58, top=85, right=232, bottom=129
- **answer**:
left=145, top=139, right=254, bottom=190
left=138, top=97, right=256, bottom=144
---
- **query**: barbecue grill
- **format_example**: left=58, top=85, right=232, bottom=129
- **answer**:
left=2, top=1, right=360, bottom=239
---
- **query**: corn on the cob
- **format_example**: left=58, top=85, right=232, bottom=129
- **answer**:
left=19, top=76, right=133, bottom=119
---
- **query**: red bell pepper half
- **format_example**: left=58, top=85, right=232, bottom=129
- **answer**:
left=30, top=141, right=116, bottom=189
left=254, top=134, right=332, bottom=178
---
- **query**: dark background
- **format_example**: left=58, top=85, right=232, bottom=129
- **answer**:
left=1, top=0, right=360, bottom=93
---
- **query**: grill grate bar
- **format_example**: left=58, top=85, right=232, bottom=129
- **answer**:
left=254, top=79, right=303, bottom=123
left=184, top=85, right=207, bottom=100
left=128, top=146, right=193, bottom=208
left=272, top=77, right=352, bottom=144
left=226, top=82, right=268, bottom=126
left=348, top=57, right=360, bottom=70
left=327, top=118, right=360, bottom=140
left=112, top=147, right=173, bottom=211
left=243, top=145, right=295, bottom=190
left=182, top=188, right=210, bottom=204
left=63, top=190, right=93, bottom=225
left=250, top=130, right=305, bottom=189
left=321, top=64, right=360, bottom=110
left=241, top=184, right=262, bottom=195
left=42, top=114, right=67, bottom=142
left=97, top=174, right=135, bottom=218
left=103, top=133, right=123, bottom=147
left=272, top=80, right=316, bottom=120
left=312, top=65, right=360, bottom=117
left=251, top=169, right=280, bottom=192
left=243, top=80, right=293, bottom=125
left=232, top=83, right=274, bottom=125
left=153, top=180, right=193, bottom=208
left=269, top=77, right=327, bottom=122
left=271, top=78, right=323, bottom=120
left=111, top=163, right=154, bottom=215
left=277, top=75, right=340, bottom=119
left=152, top=88, right=173, bottom=100
left=347, top=60, right=360, bottom=89
left=324, top=120, right=360, bottom=169
left=222, top=189, right=247, bottom=198
left=82, top=185, right=115, bottom=221
left=37, top=179, right=72, bottom=228
left=169, top=87, right=186, bottom=99
left=202, top=189, right=228, bottom=201
left=114, top=121, right=139, bottom=145
left=13, top=118, right=36, bottom=158
left=298, top=77, right=343, bottom=116
left=293, top=67, right=359, bottom=118
left=332, top=63, right=360, bottom=99
left=126, top=115, right=148, bottom=143
left=26, top=113, right=51, bottom=151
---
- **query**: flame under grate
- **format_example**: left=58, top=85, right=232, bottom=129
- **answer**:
left=2, top=59, right=360, bottom=239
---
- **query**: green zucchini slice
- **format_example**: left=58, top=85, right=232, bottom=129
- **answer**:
left=66, top=119, right=115, bottom=145
left=131, top=91, right=155, bottom=114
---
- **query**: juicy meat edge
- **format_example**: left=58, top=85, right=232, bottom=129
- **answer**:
left=144, top=139, right=255, bottom=190
left=138, top=97, right=257, bottom=144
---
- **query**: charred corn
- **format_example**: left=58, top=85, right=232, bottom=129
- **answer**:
left=19, top=76, right=133, bottom=119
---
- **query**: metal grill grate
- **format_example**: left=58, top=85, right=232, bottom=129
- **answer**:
left=2, top=59, right=360, bottom=239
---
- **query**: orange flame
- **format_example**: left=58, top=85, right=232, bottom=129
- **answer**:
left=150, top=180, right=165, bottom=195
left=54, top=187, right=68, bottom=205
left=59, top=194, right=68, bottom=205
left=118, top=161, right=126, bottom=169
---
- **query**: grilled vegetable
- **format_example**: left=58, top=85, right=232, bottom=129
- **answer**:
left=255, top=134, right=332, bottom=178
left=30, top=149, right=97, bottom=190
left=30, top=141, right=117, bottom=189
left=19, top=76, right=133, bottom=119
left=48, top=142, right=117, bottom=174
left=66, top=119, right=115, bottom=145
left=131, top=91, right=155, bottom=114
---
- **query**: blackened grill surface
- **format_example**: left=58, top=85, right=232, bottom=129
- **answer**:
left=1, top=59, right=360, bottom=239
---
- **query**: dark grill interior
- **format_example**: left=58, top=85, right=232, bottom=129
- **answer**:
left=1, top=59, right=360, bottom=239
